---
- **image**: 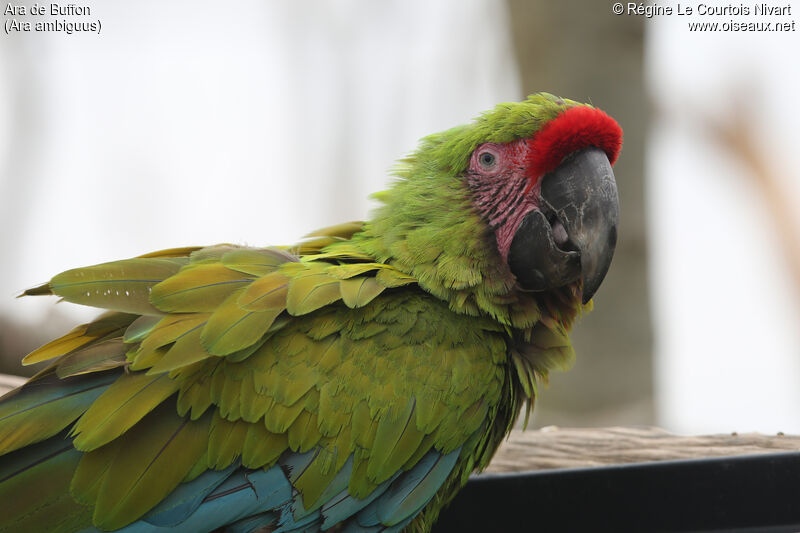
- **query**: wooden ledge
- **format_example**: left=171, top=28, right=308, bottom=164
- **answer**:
left=489, top=425, right=800, bottom=472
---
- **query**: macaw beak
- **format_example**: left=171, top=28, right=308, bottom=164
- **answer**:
left=508, top=147, right=619, bottom=304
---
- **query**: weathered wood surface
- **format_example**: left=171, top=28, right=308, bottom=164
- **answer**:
left=487, top=425, right=800, bottom=472
left=2, top=373, right=798, bottom=472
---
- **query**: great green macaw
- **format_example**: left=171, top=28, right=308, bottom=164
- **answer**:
left=0, top=93, right=621, bottom=532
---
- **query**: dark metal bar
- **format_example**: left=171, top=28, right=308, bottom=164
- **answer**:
left=434, top=452, right=800, bottom=532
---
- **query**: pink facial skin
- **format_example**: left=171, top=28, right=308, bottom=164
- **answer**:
left=466, top=139, right=539, bottom=261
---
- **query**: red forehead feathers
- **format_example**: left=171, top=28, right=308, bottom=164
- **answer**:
left=524, top=106, right=622, bottom=187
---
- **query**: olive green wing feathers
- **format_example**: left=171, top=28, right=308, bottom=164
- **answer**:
left=0, top=242, right=508, bottom=532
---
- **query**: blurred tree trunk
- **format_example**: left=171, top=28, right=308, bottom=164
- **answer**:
left=507, top=0, right=652, bottom=425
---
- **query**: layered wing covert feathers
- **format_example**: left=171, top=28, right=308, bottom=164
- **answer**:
left=0, top=234, right=512, bottom=532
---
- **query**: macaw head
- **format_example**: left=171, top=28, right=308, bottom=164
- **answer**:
left=458, top=97, right=621, bottom=304
left=361, top=93, right=622, bottom=319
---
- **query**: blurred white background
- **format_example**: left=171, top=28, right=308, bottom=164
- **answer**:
left=2, top=0, right=800, bottom=435
left=648, top=9, right=800, bottom=433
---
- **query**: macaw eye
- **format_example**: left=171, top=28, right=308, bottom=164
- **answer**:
left=478, top=151, right=496, bottom=169
left=471, top=144, right=503, bottom=175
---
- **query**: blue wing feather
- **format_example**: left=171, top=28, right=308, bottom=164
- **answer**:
left=91, top=446, right=461, bottom=532
left=142, top=465, right=237, bottom=527
left=344, top=447, right=461, bottom=532
left=373, top=447, right=461, bottom=526
left=83, top=466, right=293, bottom=533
